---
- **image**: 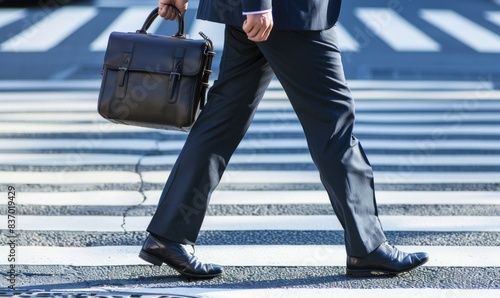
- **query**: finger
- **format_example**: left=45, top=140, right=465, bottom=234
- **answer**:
left=259, top=21, right=273, bottom=41
left=250, top=27, right=269, bottom=42
left=242, top=20, right=253, bottom=35
left=248, top=30, right=263, bottom=41
left=246, top=25, right=262, bottom=39
left=158, top=6, right=168, bottom=18
left=159, top=7, right=174, bottom=20
left=262, top=24, right=273, bottom=40
left=243, top=18, right=263, bottom=37
left=165, top=7, right=178, bottom=20
left=257, top=26, right=269, bottom=41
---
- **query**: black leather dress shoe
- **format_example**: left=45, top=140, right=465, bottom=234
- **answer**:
left=139, top=235, right=223, bottom=279
left=346, top=241, right=429, bottom=277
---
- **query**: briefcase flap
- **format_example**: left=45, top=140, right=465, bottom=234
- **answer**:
left=104, top=31, right=207, bottom=77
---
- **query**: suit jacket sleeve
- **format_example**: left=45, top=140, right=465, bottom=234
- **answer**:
left=242, top=0, right=272, bottom=13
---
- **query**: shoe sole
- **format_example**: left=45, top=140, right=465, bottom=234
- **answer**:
left=346, top=258, right=429, bottom=277
left=138, top=249, right=222, bottom=279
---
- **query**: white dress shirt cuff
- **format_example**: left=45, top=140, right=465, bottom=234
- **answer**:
left=243, top=8, right=272, bottom=15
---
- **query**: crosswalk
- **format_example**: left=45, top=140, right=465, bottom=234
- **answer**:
left=0, top=4, right=499, bottom=53
left=353, top=8, right=441, bottom=52
left=0, top=80, right=499, bottom=296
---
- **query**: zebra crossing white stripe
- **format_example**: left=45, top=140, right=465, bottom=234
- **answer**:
left=0, top=245, right=497, bottom=267
left=342, top=90, right=500, bottom=101
left=0, top=7, right=98, bottom=52
left=0, top=101, right=96, bottom=112
left=0, top=112, right=102, bottom=122
left=0, top=122, right=147, bottom=133
left=356, top=113, right=500, bottom=122
left=263, top=122, right=500, bottom=135
left=345, top=80, right=495, bottom=90
left=243, top=89, right=500, bottom=101
left=90, top=7, right=163, bottom=51
left=352, top=99, right=500, bottom=110
left=0, top=9, right=26, bottom=28
left=0, top=91, right=98, bottom=101
left=0, top=79, right=494, bottom=91
left=485, top=11, right=500, bottom=27
left=142, top=170, right=500, bottom=184
left=173, top=190, right=500, bottom=206
left=355, top=8, right=440, bottom=51
left=0, top=138, right=158, bottom=151
left=7, top=111, right=500, bottom=122
left=376, top=172, right=500, bottom=184
left=420, top=9, right=500, bottom=53
left=1, top=90, right=500, bottom=104
left=2, top=90, right=500, bottom=103
left=6, top=166, right=498, bottom=185
left=162, top=138, right=500, bottom=151
left=199, top=215, right=500, bottom=232
left=0, top=154, right=142, bottom=166
left=335, top=23, right=360, bottom=51
left=2, top=153, right=499, bottom=166
left=247, top=123, right=500, bottom=135
left=0, top=171, right=140, bottom=184
left=3, top=190, right=498, bottom=206
left=2, top=122, right=500, bottom=134
left=12, top=191, right=145, bottom=206
left=140, top=154, right=500, bottom=166
left=1, top=138, right=499, bottom=152
left=2, top=215, right=498, bottom=232
left=364, top=139, right=500, bottom=150
left=172, top=138, right=500, bottom=151
left=5, top=95, right=493, bottom=113
left=2, top=170, right=499, bottom=185
left=80, top=288, right=500, bottom=298
left=0, top=80, right=101, bottom=90
left=351, top=124, right=500, bottom=135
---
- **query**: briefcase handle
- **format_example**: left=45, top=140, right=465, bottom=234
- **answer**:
left=137, top=6, right=185, bottom=38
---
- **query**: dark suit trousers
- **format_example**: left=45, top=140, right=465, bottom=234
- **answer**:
left=147, top=25, right=387, bottom=257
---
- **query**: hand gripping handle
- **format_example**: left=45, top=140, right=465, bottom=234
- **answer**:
left=137, top=6, right=185, bottom=37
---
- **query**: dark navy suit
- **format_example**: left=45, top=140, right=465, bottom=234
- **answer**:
left=197, top=0, right=342, bottom=30
left=147, top=0, right=387, bottom=258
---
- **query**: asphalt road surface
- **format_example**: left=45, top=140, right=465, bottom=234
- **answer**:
left=0, top=82, right=499, bottom=296
left=0, top=0, right=499, bottom=297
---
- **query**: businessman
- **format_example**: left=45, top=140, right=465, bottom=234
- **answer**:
left=139, top=0, right=429, bottom=279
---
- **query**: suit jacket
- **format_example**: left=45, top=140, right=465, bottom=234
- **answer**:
left=196, top=0, right=342, bottom=30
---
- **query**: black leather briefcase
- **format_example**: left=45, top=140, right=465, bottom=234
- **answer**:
left=97, top=7, right=215, bottom=131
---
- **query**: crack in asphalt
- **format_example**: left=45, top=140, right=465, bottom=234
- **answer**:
left=120, top=139, right=162, bottom=233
